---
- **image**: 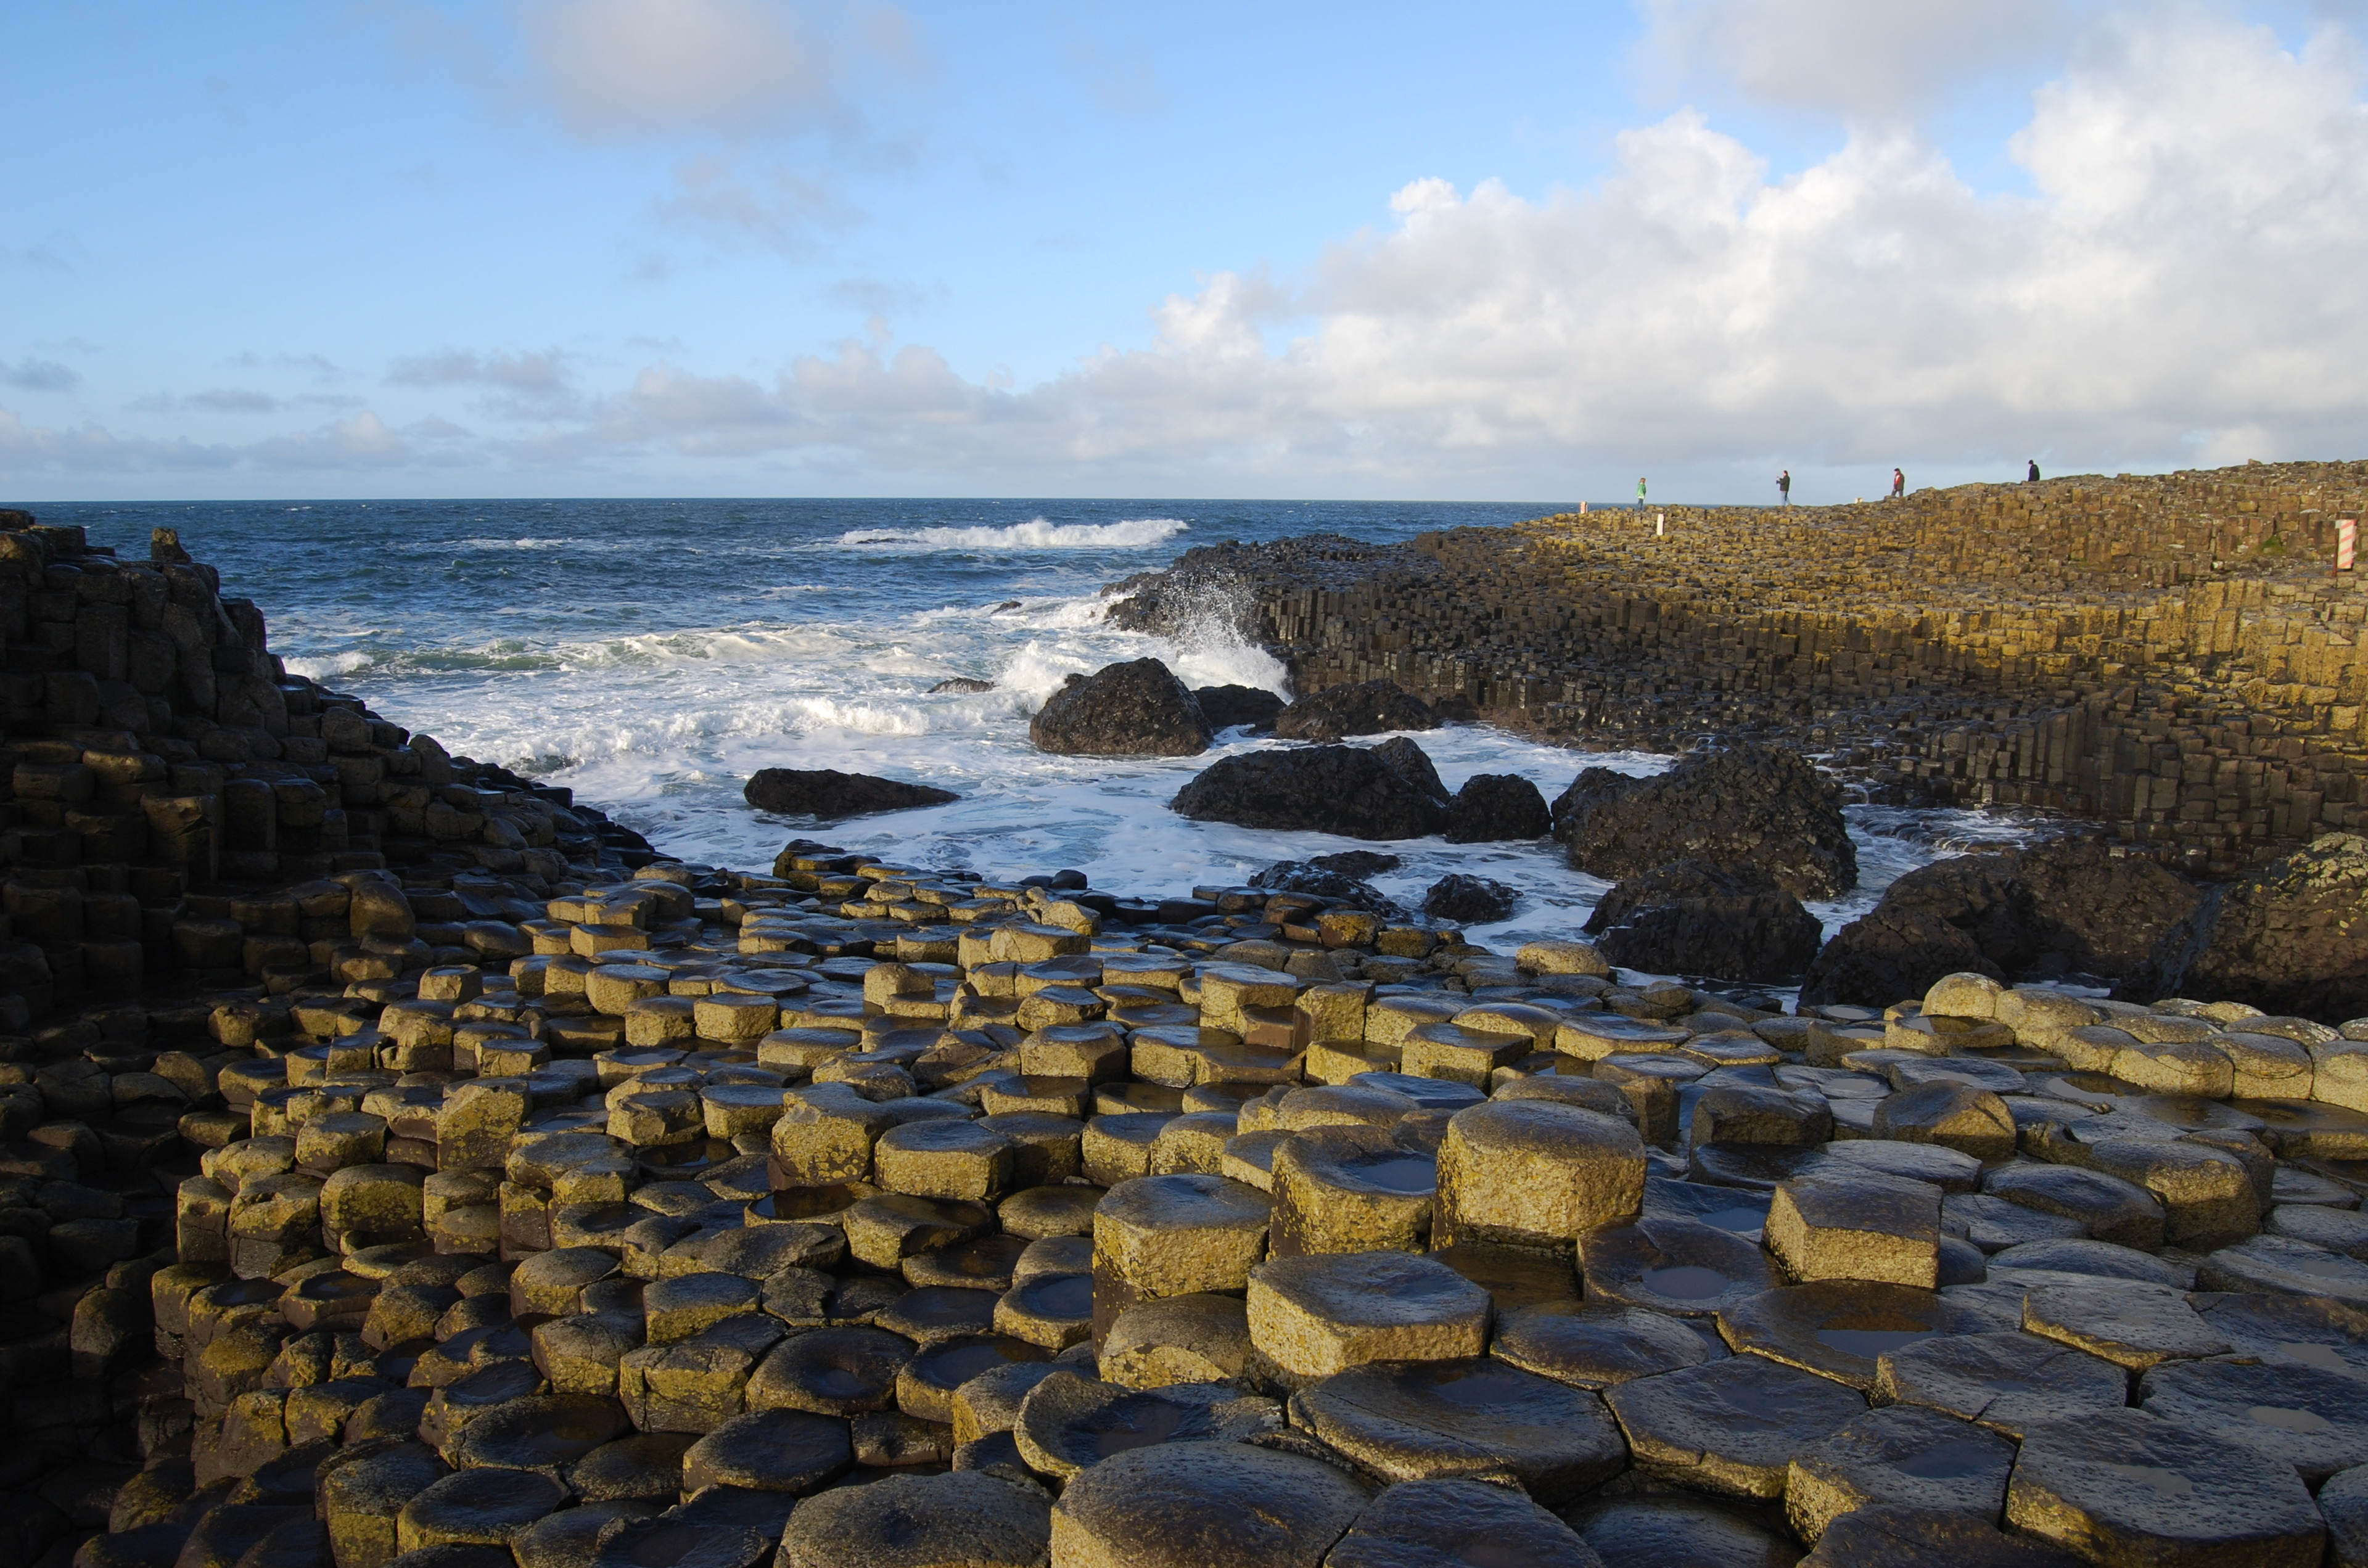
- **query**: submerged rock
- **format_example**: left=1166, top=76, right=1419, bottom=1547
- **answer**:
left=744, top=769, right=959, bottom=820
left=1031, top=658, right=1213, bottom=757
left=928, top=677, right=996, bottom=694
left=1423, top=875, right=1517, bottom=924
left=1553, top=745, right=1856, bottom=900
left=1444, top=774, right=1552, bottom=842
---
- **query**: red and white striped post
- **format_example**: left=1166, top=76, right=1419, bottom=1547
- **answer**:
left=2338, top=519, right=2358, bottom=576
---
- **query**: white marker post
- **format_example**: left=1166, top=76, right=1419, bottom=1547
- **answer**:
left=1655, top=513, right=1665, bottom=538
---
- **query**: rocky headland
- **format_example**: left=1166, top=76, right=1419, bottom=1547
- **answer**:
left=2, top=475, right=2368, bottom=1568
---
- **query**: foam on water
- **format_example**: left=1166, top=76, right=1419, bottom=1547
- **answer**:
left=44, top=495, right=2055, bottom=956
left=836, top=517, right=1191, bottom=551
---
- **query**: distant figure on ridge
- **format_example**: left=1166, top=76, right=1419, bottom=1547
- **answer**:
left=1891, top=468, right=1905, bottom=498
left=2027, top=459, right=2041, bottom=482
left=1636, top=477, right=1648, bottom=509
left=1777, top=470, right=1791, bottom=505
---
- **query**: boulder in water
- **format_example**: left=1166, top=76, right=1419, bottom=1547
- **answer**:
left=1424, top=874, right=1518, bottom=924
left=1169, top=745, right=1450, bottom=840
left=1193, top=685, right=1285, bottom=733
left=745, top=770, right=958, bottom=821
left=1552, top=745, right=1856, bottom=900
left=1030, top=659, right=1212, bottom=757
left=1582, top=861, right=1823, bottom=983
left=1272, top=679, right=1439, bottom=741
left=928, top=677, right=995, bottom=694
left=1249, top=860, right=1399, bottom=915
left=1314, top=850, right=1400, bottom=877
left=2122, top=832, right=2368, bottom=1017
left=1445, top=774, right=1552, bottom=842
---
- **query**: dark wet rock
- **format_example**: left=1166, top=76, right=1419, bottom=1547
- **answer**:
left=1049, top=1440, right=1370, bottom=1568
left=1326, top=1478, right=1603, bottom=1568
left=1582, top=861, right=1825, bottom=985
left=1717, top=1279, right=2013, bottom=1390
left=1563, top=1494, right=1801, bottom=1568
left=749, top=1326, right=916, bottom=1415
left=1986, top=1238, right=2187, bottom=1288
left=1983, top=1164, right=2166, bottom=1252
left=1489, top=1302, right=1719, bottom=1390
left=1014, top=1372, right=1279, bottom=1480
left=395, top=1467, right=566, bottom=1554
left=744, top=769, right=959, bottom=820
left=2190, top=1290, right=2368, bottom=1380
left=2004, top=1406, right=2323, bottom=1567
left=1806, top=839, right=2202, bottom=1007
left=2021, top=1280, right=2230, bottom=1371
left=1577, top=1215, right=1777, bottom=1318
left=678, top=1408, right=853, bottom=1495
left=1873, top=1330, right=2129, bottom=1440
left=928, top=677, right=996, bottom=694
left=2123, top=832, right=2368, bottom=1017
left=2321, top=1465, right=2368, bottom=1568
left=1370, top=736, right=1449, bottom=804
left=2200, top=1233, right=2368, bottom=1303
left=1603, top=1353, right=1868, bottom=1500
left=1553, top=746, right=1856, bottom=900
left=1274, top=679, right=1440, bottom=741
left=2137, top=1356, right=2368, bottom=1483
left=781, top=1469, right=1052, bottom=1568
left=1251, top=860, right=1400, bottom=914
left=1194, top=685, right=1285, bottom=732
left=1032, top=659, right=1214, bottom=757
left=1289, top=1357, right=1627, bottom=1506
left=1801, top=906, right=2004, bottom=1011
left=1799, top=1506, right=2084, bottom=1567
left=566, top=1432, right=696, bottom=1503
left=1170, top=745, right=1451, bottom=840
left=1870, top=1082, right=2017, bottom=1163
left=588, top=1517, right=771, bottom=1568
left=1443, top=774, right=1552, bottom=843
left=70, top=1524, right=192, bottom=1568
left=1421, top=876, right=1517, bottom=924
left=1314, top=850, right=1400, bottom=877
left=1783, top=1405, right=2016, bottom=1543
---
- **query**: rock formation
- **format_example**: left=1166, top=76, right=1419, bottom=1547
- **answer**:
left=743, top=769, right=959, bottom=821
left=1583, top=861, right=1825, bottom=983
left=1272, top=679, right=1439, bottom=741
left=1029, top=659, right=1211, bottom=757
left=1553, top=745, right=1857, bottom=900
left=1168, top=745, right=1449, bottom=840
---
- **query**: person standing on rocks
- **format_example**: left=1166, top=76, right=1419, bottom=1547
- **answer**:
left=2027, top=459, right=2041, bottom=482
left=1891, top=468, right=1905, bottom=498
left=1636, top=477, right=1648, bottom=509
left=1778, top=470, right=1791, bottom=505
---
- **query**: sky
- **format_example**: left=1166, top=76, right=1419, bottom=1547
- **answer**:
left=5, top=0, right=2368, bottom=504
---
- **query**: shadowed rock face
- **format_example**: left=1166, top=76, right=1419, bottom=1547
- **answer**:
left=1584, top=860, right=1825, bottom=984
left=743, top=769, right=958, bottom=821
left=1193, top=685, right=1285, bottom=733
left=2122, top=832, right=2368, bottom=1018
left=1169, top=745, right=1450, bottom=840
left=1030, top=659, right=1214, bottom=757
left=1553, top=745, right=1857, bottom=901
left=1803, top=838, right=2201, bottom=1008
left=1273, top=679, right=1440, bottom=742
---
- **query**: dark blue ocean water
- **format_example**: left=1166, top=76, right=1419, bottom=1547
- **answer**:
left=28, top=496, right=2000, bottom=942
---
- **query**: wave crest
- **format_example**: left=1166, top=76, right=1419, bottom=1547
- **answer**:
left=836, top=518, right=1188, bottom=551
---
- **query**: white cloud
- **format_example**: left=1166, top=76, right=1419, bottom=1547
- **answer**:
left=1637, top=0, right=2072, bottom=121
left=513, top=0, right=908, bottom=139
left=22, top=7, right=2368, bottom=493
left=651, top=157, right=863, bottom=253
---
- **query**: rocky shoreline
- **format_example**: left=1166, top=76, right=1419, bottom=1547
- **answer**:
left=4, top=510, right=2368, bottom=1567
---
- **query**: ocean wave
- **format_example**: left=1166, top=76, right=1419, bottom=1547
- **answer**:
left=834, top=518, right=1189, bottom=552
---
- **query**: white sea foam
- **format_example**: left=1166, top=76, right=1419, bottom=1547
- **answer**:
left=835, top=518, right=1190, bottom=551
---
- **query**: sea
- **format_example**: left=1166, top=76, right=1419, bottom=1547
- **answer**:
left=35, top=498, right=2039, bottom=961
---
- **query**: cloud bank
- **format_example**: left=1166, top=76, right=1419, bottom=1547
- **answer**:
left=8, top=6, right=2367, bottom=493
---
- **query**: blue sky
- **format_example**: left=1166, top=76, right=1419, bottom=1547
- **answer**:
left=6, top=1, right=2367, bottom=502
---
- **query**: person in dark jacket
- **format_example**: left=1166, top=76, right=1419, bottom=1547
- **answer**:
left=2027, top=459, right=2041, bottom=482
left=1777, top=469, right=1791, bottom=504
